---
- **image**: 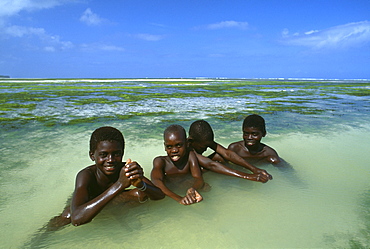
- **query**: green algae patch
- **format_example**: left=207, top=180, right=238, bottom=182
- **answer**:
left=132, top=111, right=175, bottom=117
left=0, top=92, right=46, bottom=102
left=342, top=88, right=370, bottom=97
left=65, top=111, right=177, bottom=125
left=0, top=116, right=57, bottom=128
left=66, top=116, right=115, bottom=125
left=207, top=112, right=247, bottom=121
left=72, top=97, right=117, bottom=105
left=261, top=101, right=325, bottom=114
left=117, top=93, right=149, bottom=102
left=116, top=111, right=176, bottom=120
left=0, top=103, right=37, bottom=111
left=1, top=79, right=369, bottom=130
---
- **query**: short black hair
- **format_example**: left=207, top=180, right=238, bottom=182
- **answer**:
left=242, top=114, right=266, bottom=134
left=89, top=126, right=125, bottom=152
left=189, top=120, right=214, bottom=142
left=164, top=124, right=187, bottom=140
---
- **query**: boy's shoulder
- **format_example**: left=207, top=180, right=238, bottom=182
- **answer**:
left=260, top=144, right=281, bottom=164
left=79, top=165, right=96, bottom=173
left=73, top=165, right=100, bottom=192
left=154, top=155, right=170, bottom=161
left=228, top=140, right=245, bottom=150
left=262, top=144, right=278, bottom=155
left=76, top=165, right=97, bottom=181
left=153, top=155, right=172, bottom=167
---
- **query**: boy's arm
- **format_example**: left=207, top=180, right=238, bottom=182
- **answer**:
left=195, top=152, right=268, bottom=183
left=70, top=168, right=130, bottom=226
left=179, top=151, right=204, bottom=204
left=188, top=151, right=205, bottom=190
left=151, top=157, right=184, bottom=203
left=141, top=177, right=166, bottom=200
left=124, top=160, right=165, bottom=200
left=214, top=142, right=272, bottom=180
left=265, top=147, right=282, bottom=165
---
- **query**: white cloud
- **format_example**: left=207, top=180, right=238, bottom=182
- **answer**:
left=80, top=43, right=125, bottom=52
left=100, top=45, right=125, bottom=52
left=281, top=28, right=289, bottom=37
left=282, top=21, right=370, bottom=49
left=3, top=25, right=46, bottom=37
left=131, top=33, right=164, bottom=41
left=1, top=24, right=74, bottom=51
left=44, top=46, right=56, bottom=52
left=48, top=35, right=73, bottom=50
left=205, top=21, right=249, bottom=30
left=0, top=0, right=75, bottom=52
left=304, top=30, right=318, bottom=35
left=0, top=0, right=72, bottom=18
left=80, top=8, right=104, bottom=26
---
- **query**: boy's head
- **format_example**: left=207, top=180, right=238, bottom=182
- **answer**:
left=242, top=115, right=266, bottom=148
left=188, top=120, right=214, bottom=154
left=89, top=126, right=125, bottom=175
left=90, top=126, right=125, bottom=153
left=242, top=114, right=266, bottom=136
left=164, top=124, right=187, bottom=141
left=163, top=125, right=188, bottom=163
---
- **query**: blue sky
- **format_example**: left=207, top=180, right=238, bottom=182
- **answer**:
left=0, top=0, right=369, bottom=79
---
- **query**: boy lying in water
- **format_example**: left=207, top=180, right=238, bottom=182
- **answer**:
left=52, top=126, right=164, bottom=227
left=151, top=125, right=204, bottom=205
left=188, top=120, right=272, bottom=182
left=228, top=114, right=283, bottom=165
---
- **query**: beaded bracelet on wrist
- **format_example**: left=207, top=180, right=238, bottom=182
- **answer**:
left=138, top=182, right=147, bottom=191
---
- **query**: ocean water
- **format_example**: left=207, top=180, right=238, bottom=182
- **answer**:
left=1, top=79, right=370, bottom=248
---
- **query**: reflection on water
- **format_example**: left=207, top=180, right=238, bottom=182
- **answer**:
left=0, top=79, right=370, bottom=248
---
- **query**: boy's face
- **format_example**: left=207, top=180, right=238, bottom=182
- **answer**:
left=164, top=131, right=188, bottom=163
left=89, top=140, right=124, bottom=176
left=243, top=127, right=265, bottom=148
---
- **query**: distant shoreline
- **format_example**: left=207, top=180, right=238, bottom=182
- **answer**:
left=1, top=77, right=369, bottom=83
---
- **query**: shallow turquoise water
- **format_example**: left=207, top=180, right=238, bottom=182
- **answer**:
left=1, top=79, right=369, bottom=248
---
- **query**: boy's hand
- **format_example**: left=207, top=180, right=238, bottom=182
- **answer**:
left=179, top=188, right=203, bottom=205
left=124, top=158, right=144, bottom=187
left=118, top=165, right=131, bottom=189
left=253, top=168, right=273, bottom=180
left=247, top=173, right=269, bottom=183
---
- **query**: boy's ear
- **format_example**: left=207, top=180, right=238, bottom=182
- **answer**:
left=262, top=131, right=267, bottom=137
left=89, top=151, right=95, bottom=161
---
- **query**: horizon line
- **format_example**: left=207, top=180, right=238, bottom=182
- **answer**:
left=1, top=77, right=370, bottom=82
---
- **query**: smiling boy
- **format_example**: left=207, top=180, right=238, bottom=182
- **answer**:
left=53, top=126, right=164, bottom=227
left=228, top=114, right=281, bottom=165
left=151, top=125, right=204, bottom=205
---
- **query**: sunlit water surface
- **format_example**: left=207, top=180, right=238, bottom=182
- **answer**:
left=1, top=79, right=369, bottom=248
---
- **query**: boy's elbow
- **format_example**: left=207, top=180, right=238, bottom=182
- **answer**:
left=268, top=156, right=281, bottom=164
left=150, top=178, right=162, bottom=188
left=206, top=161, right=218, bottom=171
left=151, top=192, right=165, bottom=200
left=70, top=213, right=92, bottom=227
left=151, top=187, right=166, bottom=200
left=145, top=183, right=165, bottom=200
left=71, top=219, right=91, bottom=227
